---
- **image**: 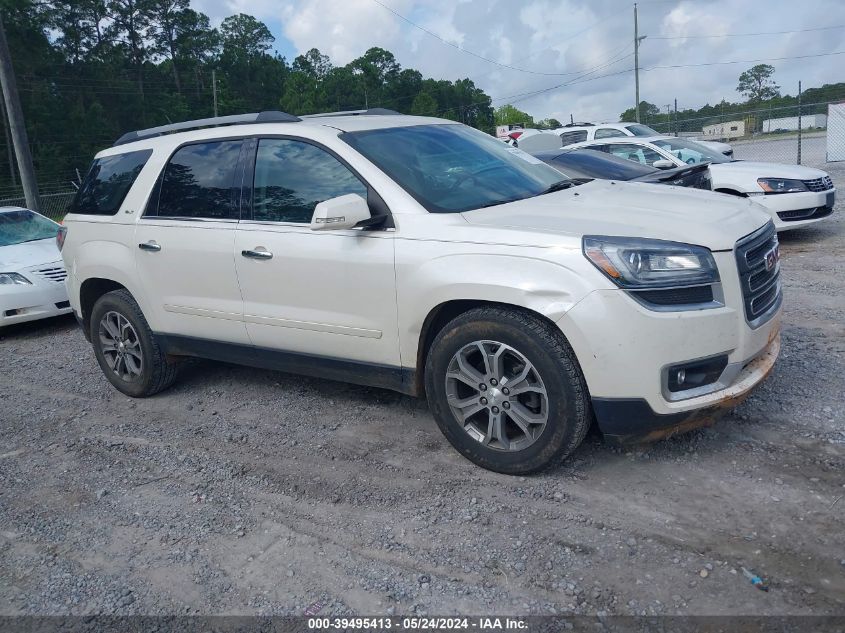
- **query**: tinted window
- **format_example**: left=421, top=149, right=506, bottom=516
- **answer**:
left=71, top=150, right=151, bottom=215
left=342, top=124, right=562, bottom=214
left=542, top=149, right=656, bottom=180
left=0, top=209, right=57, bottom=247
left=624, top=124, right=661, bottom=136
left=156, top=140, right=243, bottom=219
left=595, top=128, right=625, bottom=139
left=252, top=139, right=367, bottom=223
left=607, top=143, right=667, bottom=166
left=560, top=130, right=588, bottom=146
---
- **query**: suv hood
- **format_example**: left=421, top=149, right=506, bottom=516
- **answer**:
left=711, top=161, right=828, bottom=180
left=0, top=238, right=61, bottom=271
left=461, top=179, right=769, bottom=251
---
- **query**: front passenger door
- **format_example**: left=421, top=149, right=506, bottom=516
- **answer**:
left=234, top=138, right=399, bottom=367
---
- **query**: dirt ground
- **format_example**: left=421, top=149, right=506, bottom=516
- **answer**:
left=1, top=169, right=844, bottom=618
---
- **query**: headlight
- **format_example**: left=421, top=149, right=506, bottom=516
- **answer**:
left=583, top=236, right=719, bottom=289
left=0, top=272, right=32, bottom=285
left=757, top=178, right=807, bottom=194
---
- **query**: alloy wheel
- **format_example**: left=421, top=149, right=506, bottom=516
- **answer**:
left=444, top=340, right=549, bottom=451
left=98, top=311, right=143, bottom=382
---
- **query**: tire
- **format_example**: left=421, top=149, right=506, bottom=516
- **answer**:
left=89, top=289, right=180, bottom=397
left=425, top=306, right=590, bottom=475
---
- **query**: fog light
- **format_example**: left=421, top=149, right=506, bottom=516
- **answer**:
left=667, top=355, right=728, bottom=393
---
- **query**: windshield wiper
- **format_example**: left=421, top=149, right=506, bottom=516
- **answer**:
left=538, top=180, right=575, bottom=196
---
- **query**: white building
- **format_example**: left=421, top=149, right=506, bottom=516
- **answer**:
left=827, top=103, right=845, bottom=162
left=762, top=114, right=827, bottom=133
left=701, top=120, right=745, bottom=140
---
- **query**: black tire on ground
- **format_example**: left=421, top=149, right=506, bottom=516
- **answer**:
left=425, top=306, right=591, bottom=475
left=89, top=289, right=180, bottom=397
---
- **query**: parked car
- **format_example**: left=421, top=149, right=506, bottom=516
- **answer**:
left=555, top=122, right=733, bottom=157
left=567, top=136, right=835, bottom=231
left=508, top=129, right=564, bottom=152
left=61, top=110, right=781, bottom=474
left=531, top=148, right=711, bottom=190
left=0, top=206, right=71, bottom=327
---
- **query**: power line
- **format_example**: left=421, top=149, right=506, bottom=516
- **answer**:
left=644, top=49, right=845, bottom=70
left=650, top=24, right=845, bottom=39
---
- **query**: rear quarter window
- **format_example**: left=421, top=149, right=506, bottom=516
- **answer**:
left=70, top=149, right=152, bottom=215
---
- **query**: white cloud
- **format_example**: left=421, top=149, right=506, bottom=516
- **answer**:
left=195, top=0, right=845, bottom=122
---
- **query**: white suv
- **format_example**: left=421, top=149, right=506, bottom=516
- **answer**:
left=60, top=110, right=782, bottom=474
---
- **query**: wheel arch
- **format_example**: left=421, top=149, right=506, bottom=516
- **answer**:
left=79, top=278, right=131, bottom=340
left=413, top=299, right=567, bottom=397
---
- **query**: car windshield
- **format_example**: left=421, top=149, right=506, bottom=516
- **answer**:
left=625, top=124, right=660, bottom=136
left=0, top=209, right=58, bottom=247
left=342, top=124, right=564, bottom=213
left=650, top=137, right=731, bottom=164
left=545, top=149, right=656, bottom=180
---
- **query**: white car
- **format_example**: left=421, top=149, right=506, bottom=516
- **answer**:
left=61, top=110, right=781, bottom=474
left=568, top=136, right=836, bottom=231
left=0, top=206, right=71, bottom=327
left=555, top=122, right=733, bottom=157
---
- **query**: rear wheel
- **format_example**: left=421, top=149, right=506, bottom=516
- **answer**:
left=90, top=289, right=179, bottom=397
left=425, top=306, right=590, bottom=474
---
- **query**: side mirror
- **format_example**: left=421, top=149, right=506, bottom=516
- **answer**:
left=652, top=159, right=675, bottom=170
left=310, top=194, right=371, bottom=231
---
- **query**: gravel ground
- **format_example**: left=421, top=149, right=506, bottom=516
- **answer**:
left=1, top=168, right=844, bottom=618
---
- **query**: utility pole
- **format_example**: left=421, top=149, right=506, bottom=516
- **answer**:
left=0, top=14, right=38, bottom=211
left=665, top=104, right=671, bottom=134
left=797, top=80, right=802, bottom=165
left=674, top=98, right=678, bottom=136
left=634, top=3, right=646, bottom=123
left=212, top=70, right=218, bottom=117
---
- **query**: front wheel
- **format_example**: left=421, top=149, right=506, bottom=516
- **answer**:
left=90, top=289, right=180, bottom=397
left=425, top=307, right=591, bottom=474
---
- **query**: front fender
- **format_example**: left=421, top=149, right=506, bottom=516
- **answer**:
left=396, top=248, right=604, bottom=366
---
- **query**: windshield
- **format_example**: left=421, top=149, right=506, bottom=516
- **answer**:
left=0, top=209, right=58, bottom=247
left=342, top=124, right=564, bottom=213
left=625, top=124, right=660, bottom=136
left=650, top=137, right=731, bottom=164
left=546, top=149, right=656, bottom=180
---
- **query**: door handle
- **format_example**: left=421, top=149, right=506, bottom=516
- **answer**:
left=241, top=249, right=273, bottom=260
left=138, top=241, right=161, bottom=252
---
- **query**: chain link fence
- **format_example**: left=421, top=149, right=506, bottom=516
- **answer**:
left=0, top=183, right=77, bottom=222
left=645, top=100, right=845, bottom=169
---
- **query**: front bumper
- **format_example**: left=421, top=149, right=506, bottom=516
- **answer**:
left=594, top=333, right=779, bottom=443
left=752, top=189, right=835, bottom=230
left=556, top=248, right=781, bottom=442
left=0, top=280, right=71, bottom=326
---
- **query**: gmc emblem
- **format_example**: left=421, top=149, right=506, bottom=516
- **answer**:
left=764, top=244, right=780, bottom=272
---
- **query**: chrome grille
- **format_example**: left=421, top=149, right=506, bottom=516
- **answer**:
left=802, top=176, right=833, bottom=192
left=35, top=266, right=67, bottom=283
left=735, top=222, right=781, bottom=327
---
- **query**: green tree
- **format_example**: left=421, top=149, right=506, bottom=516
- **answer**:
left=737, top=64, right=780, bottom=102
left=410, top=92, right=437, bottom=116
left=620, top=101, right=660, bottom=122
left=495, top=104, right=533, bottom=127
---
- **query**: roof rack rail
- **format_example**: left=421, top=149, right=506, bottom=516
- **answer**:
left=561, top=121, right=595, bottom=127
left=301, top=108, right=402, bottom=118
left=113, top=110, right=301, bottom=146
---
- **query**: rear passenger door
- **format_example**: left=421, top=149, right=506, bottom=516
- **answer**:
left=234, top=137, right=399, bottom=367
left=134, top=139, right=250, bottom=344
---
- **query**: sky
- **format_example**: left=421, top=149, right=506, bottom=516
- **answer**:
left=192, top=0, right=845, bottom=123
